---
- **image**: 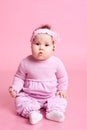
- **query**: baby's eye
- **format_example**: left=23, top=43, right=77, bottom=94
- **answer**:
left=45, top=44, right=49, bottom=46
left=35, top=43, right=40, bottom=45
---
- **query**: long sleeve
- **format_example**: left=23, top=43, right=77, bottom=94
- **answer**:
left=56, top=60, right=68, bottom=91
left=12, top=61, right=26, bottom=93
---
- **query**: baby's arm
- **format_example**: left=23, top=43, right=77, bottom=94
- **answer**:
left=9, top=60, right=26, bottom=97
left=56, top=59, right=68, bottom=98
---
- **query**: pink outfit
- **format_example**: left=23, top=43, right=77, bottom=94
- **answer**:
left=12, top=55, right=68, bottom=118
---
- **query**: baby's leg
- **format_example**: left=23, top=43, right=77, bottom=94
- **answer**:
left=46, top=96, right=67, bottom=122
left=46, top=96, right=67, bottom=112
left=15, top=93, right=41, bottom=118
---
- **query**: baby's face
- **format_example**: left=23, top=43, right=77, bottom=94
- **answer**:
left=31, top=33, right=54, bottom=60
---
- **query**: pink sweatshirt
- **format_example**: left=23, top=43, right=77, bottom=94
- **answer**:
left=12, top=55, right=68, bottom=98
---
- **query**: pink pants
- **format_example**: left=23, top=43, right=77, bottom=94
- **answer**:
left=15, top=92, right=67, bottom=118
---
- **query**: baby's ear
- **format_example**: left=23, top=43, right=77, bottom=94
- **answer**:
left=53, top=45, right=55, bottom=51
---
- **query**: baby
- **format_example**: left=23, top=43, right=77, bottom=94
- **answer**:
left=9, top=24, right=68, bottom=125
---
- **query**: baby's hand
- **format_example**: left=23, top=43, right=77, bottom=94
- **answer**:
left=56, top=90, right=67, bottom=99
left=9, top=87, right=17, bottom=98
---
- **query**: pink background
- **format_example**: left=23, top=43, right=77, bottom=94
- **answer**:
left=0, top=0, right=87, bottom=130
left=0, top=0, right=87, bottom=71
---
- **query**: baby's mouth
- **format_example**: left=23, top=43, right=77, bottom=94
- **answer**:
left=39, top=52, right=43, bottom=55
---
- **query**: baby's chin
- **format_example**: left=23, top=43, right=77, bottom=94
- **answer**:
left=33, top=55, right=50, bottom=61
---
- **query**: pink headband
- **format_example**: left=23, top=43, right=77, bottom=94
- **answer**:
left=31, top=28, right=57, bottom=42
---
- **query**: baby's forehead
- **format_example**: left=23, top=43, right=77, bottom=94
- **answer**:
left=34, top=33, right=53, bottom=41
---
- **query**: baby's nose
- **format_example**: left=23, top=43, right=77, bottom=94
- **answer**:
left=39, top=45, right=44, bottom=49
